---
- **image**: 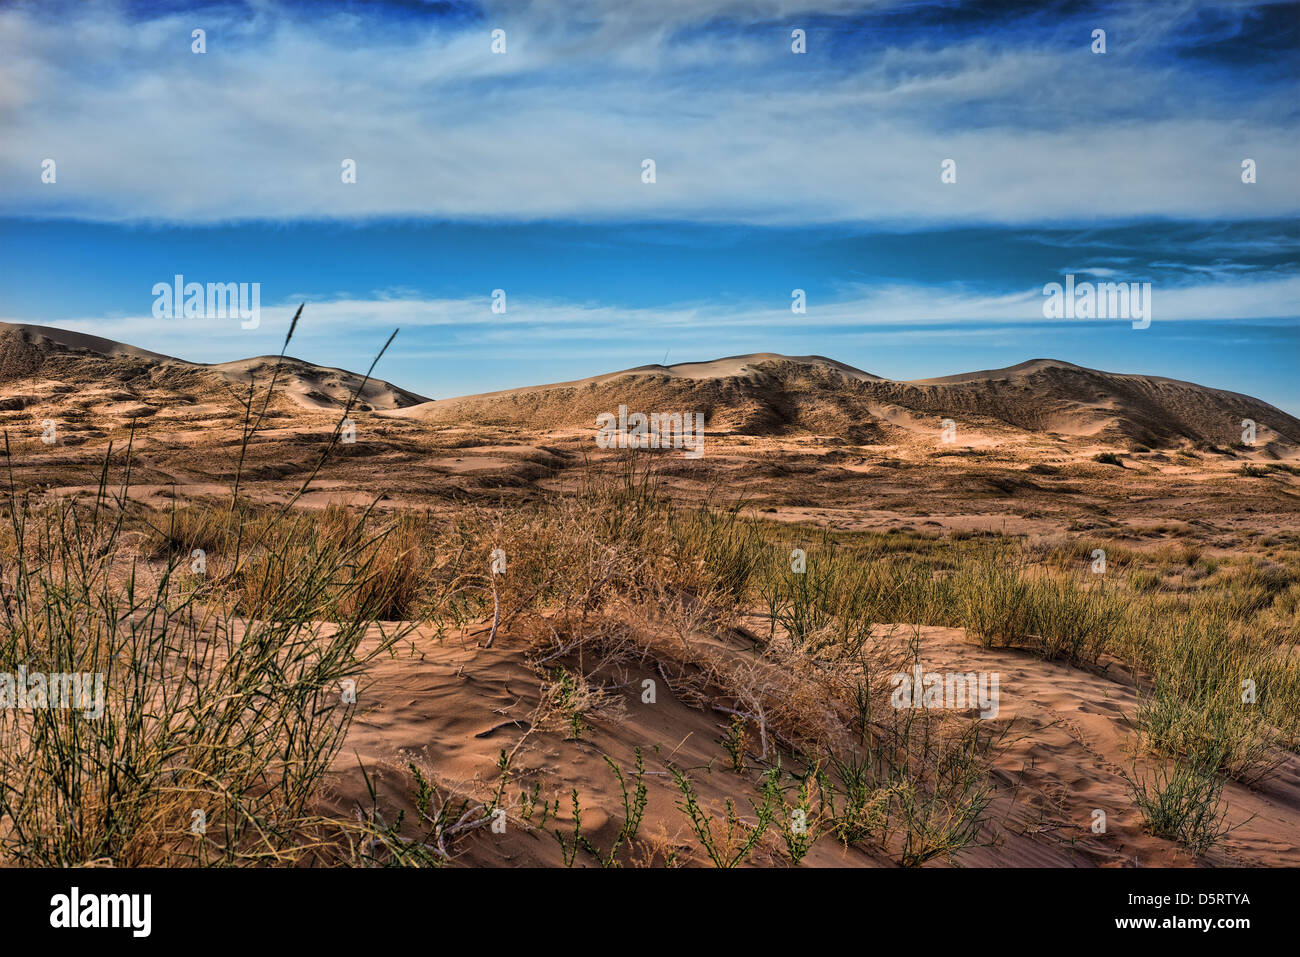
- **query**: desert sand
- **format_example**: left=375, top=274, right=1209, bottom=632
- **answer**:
left=2, top=321, right=1298, bottom=868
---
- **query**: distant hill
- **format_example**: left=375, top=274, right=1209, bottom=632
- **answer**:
left=0, top=322, right=428, bottom=412
left=392, top=353, right=1300, bottom=452
left=5, top=326, right=1295, bottom=453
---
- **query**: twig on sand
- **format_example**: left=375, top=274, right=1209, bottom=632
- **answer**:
left=713, top=705, right=768, bottom=761
left=484, top=572, right=501, bottom=648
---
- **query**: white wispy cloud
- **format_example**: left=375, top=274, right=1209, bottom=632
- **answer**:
left=1, top=1, right=1295, bottom=225
left=10, top=272, right=1296, bottom=367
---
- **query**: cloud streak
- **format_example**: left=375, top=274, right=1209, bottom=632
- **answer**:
left=2, top=0, right=1296, bottom=225
left=12, top=271, right=1296, bottom=364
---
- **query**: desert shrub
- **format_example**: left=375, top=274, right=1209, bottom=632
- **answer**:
left=759, top=553, right=838, bottom=649
left=1027, top=574, right=1125, bottom=662
left=144, top=502, right=233, bottom=559
left=1152, top=542, right=1203, bottom=567
left=761, top=765, right=822, bottom=865
left=0, top=488, right=409, bottom=865
left=227, top=504, right=430, bottom=622
left=1216, top=560, right=1292, bottom=617
left=671, top=502, right=767, bottom=604
left=551, top=752, right=648, bottom=868
left=0, top=312, right=424, bottom=866
left=670, top=767, right=773, bottom=868
left=1125, top=759, right=1232, bottom=855
left=1130, top=611, right=1284, bottom=780
left=1137, top=679, right=1276, bottom=783
left=952, top=559, right=1034, bottom=649
left=812, top=706, right=998, bottom=866
left=1129, top=568, right=1164, bottom=592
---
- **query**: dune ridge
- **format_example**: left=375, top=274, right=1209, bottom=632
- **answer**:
left=396, top=352, right=1300, bottom=453
left=4, top=323, right=1297, bottom=453
left=0, top=321, right=429, bottom=412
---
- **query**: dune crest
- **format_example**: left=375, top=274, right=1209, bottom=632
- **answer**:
left=395, top=352, right=1300, bottom=452
left=0, top=321, right=427, bottom=412
left=4, top=327, right=1297, bottom=453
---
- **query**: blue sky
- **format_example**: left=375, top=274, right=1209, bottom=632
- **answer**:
left=1, top=0, right=1297, bottom=411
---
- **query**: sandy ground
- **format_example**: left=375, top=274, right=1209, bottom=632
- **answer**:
left=4, top=326, right=1299, bottom=866
left=321, top=623, right=1300, bottom=867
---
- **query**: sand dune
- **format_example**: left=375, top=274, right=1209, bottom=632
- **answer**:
left=4, top=325, right=1298, bottom=869
left=326, top=621, right=1300, bottom=868
left=7, top=326, right=1292, bottom=450
left=0, top=321, right=174, bottom=363
left=209, top=355, right=429, bottom=410
left=0, top=321, right=426, bottom=412
left=396, top=352, right=1300, bottom=452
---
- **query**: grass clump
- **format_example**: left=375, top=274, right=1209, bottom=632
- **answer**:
left=1125, top=759, right=1233, bottom=856
left=0, top=311, right=422, bottom=866
left=670, top=767, right=774, bottom=868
